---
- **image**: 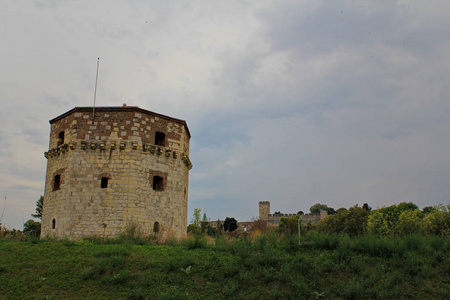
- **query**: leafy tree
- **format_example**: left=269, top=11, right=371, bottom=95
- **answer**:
left=362, top=203, right=372, bottom=211
left=273, top=211, right=282, bottom=215
left=367, top=202, right=421, bottom=235
left=32, top=196, right=44, bottom=220
left=23, top=219, right=41, bottom=236
left=310, top=203, right=335, bottom=215
left=422, top=206, right=435, bottom=214
left=205, top=225, right=217, bottom=237
left=23, top=196, right=44, bottom=237
left=278, top=215, right=300, bottom=235
left=396, top=210, right=422, bottom=234
left=316, top=205, right=369, bottom=236
left=216, top=219, right=224, bottom=235
left=192, top=208, right=201, bottom=227
left=188, top=208, right=202, bottom=235
left=297, top=211, right=304, bottom=216
left=187, top=224, right=198, bottom=234
left=223, top=217, right=238, bottom=232
left=200, top=219, right=217, bottom=237
left=422, top=205, right=450, bottom=236
left=396, top=202, right=419, bottom=212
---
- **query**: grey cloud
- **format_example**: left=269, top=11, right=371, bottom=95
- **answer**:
left=3, top=0, right=450, bottom=228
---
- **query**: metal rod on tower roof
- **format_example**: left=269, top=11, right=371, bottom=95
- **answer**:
left=93, top=57, right=100, bottom=119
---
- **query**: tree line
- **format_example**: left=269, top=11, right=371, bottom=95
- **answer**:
left=279, top=202, right=450, bottom=237
left=3, top=197, right=449, bottom=238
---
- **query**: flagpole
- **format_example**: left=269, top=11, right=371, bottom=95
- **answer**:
left=93, top=57, right=100, bottom=119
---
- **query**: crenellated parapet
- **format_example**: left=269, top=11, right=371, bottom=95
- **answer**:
left=44, top=143, right=73, bottom=158
left=44, top=140, right=191, bottom=167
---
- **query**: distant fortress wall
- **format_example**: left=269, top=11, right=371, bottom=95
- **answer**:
left=213, top=201, right=328, bottom=232
left=258, top=201, right=327, bottom=227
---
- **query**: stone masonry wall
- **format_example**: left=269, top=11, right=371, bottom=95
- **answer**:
left=258, top=201, right=326, bottom=227
left=42, top=106, right=191, bottom=240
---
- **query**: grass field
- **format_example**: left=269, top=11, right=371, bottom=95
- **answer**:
left=0, top=232, right=449, bottom=299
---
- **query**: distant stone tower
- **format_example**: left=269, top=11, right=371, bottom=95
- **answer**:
left=259, top=201, right=270, bottom=220
left=41, top=106, right=192, bottom=239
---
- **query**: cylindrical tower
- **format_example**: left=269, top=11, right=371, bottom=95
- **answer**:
left=41, top=106, right=192, bottom=239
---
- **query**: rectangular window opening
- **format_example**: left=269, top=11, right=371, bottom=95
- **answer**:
left=153, top=176, right=164, bottom=191
left=155, top=132, right=165, bottom=146
left=101, top=177, right=109, bottom=188
left=53, top=175, right=61, bottom=191
left=57, top=131, right=65, bottom=147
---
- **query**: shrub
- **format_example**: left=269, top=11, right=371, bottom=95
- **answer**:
left=278, top=215, right=300, bottom=235
left=308, top=232, right=341, bottom=250
left=249, top=219, right=268, bottom=233
left=422, top=205, right=450, bottom=236
left=367, top=202, right=424, bottom=236
left=128, top=288, right=146, bottom=300
left=109, top=270, right=130, bottom=285
left=81, top=267, right=99, bottom=280
left=224, top=217, right=238, bottom=232
left=316, top=206, right=368, bottom=236
left=397, top=210, right=422, bottom=235
left=183, top=235, right=207, bottom=249
left=352, top=235, right=404, bottom=258
left=223, top=280, right=239, bottom=297
left=23, top=219, right=41, bottom=237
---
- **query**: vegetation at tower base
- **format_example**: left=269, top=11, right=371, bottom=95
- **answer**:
left=23, top=196, right=43, bottom=237
left=31, top=196, right=44, bottom=219
left=4, top=199, right=448, bottom=298
left=0, top=232, right=449, bottom=299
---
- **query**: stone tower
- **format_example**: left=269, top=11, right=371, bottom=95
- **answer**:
left=41, top=106, right=192, bottom=239
left=259, top=201, right=270, bottom=220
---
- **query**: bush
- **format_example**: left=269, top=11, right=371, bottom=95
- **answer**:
left=316, top=205, right=369, bottom=236
left=109, top=270, right=130, bottom=285
left=367, top=202, right=423, bottom=235
left=278, top=215, right=300, bottom=235
left=224, top=217, right=238, bottom=232
left=249, top=219, right=268, bottom=233
left=128, top=288, right=146, bottom=300
left=183, top=235, right=207, bottom=249
left=422, top=205, right=450, bottom=236
left=352, top=235, right=404, bottom=258
left=23, top=219, right=41, bottom=237
left=397, top=210, right=422, bottom=235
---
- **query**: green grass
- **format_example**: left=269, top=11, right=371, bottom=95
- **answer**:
left=0, top=233, right=448, bottom=299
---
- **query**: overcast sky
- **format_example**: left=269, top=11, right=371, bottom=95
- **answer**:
left=1, top=0, right=450, bottom=230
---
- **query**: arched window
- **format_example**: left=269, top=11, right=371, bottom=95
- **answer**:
left=155, top=132, right=165, bottom=146
left=153, top=221, right=160, bottom=233
left=57, top=131, right=65, bottom=147
left=101, top=177, right=109, bottom=188
left=153, top=176, right=164, bottom=191
left=53, top=175, right=61, bottom=191
left=52, top=219, right=56, bottom=229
